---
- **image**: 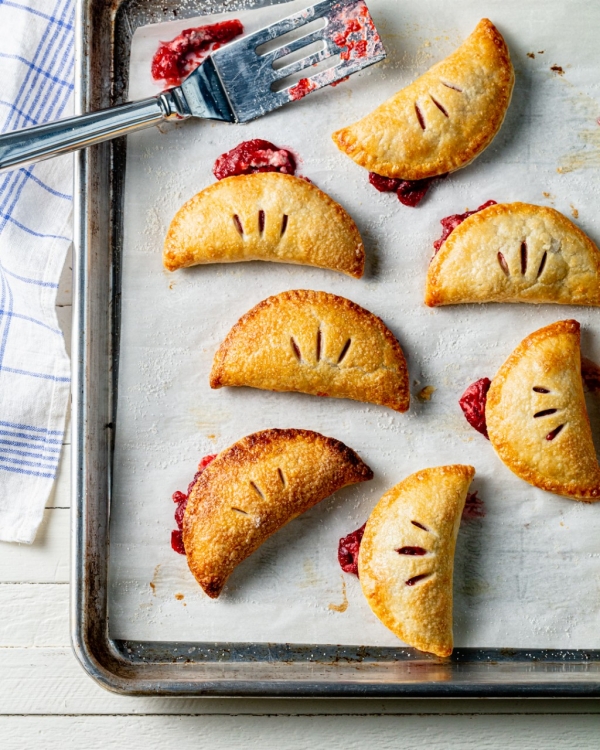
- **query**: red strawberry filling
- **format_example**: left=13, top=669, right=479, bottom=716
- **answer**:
left=462, top=490, right=485, bottom=520
left=171, top=453, right=217, bottom=555
left=433, top=200, right=497, bottom=253
left=338, top=522, right=366, bottom=575
left=459, top=378, right=491, bottom=439
left=288, top=77, right=318, bottom=101
left=213, top=139, right=297, bottom=180
left=170, top=529, right=186, bottom=556
left=368, top=172, right=446, bottom=207
left=151, top=20, right=244, bottom=88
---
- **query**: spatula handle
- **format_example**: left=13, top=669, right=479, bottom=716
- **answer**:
left=0, top=89, right=189, bottom=174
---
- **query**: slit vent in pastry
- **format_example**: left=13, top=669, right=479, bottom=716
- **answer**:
left=183, top=428, right=373, bottom=598
left=359, top=465, right=475, bottom=657
left=163, top=173, right=365, bottom=277
left=210, top=289, right=410, bottom=412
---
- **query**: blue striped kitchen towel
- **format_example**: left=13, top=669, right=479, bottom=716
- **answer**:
left=0, top=0, right=74, bottom=542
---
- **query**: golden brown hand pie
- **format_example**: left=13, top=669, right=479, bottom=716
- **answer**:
left=183, top=428, right=373, bottom=598
left=359, top=465, right=475, bottom=657
left=163, top=173, right=364, bottom=277
left=426, top=203, right=600, bottom=306
left=210, top=289, right=410, bottom=412
left=332, top=19, right=514, bottom=180
left=486, top=320, right=600, bottom=501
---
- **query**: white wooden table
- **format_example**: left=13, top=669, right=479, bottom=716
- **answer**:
left=2, top=257, right=599, bottom=748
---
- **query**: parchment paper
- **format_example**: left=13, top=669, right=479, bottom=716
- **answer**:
left=109, top=0, right=600, bottom=648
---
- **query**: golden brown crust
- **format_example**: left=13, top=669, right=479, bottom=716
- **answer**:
left=486, top=320, right=600, bottom=501
left=426, top=203, right=600, bottom=307
left=332, top=19, right=514, bottom=180
left=359, top=465, right=475, bottom=657
left=210, top=290, right=410, bottom=412
left=183, top=428, right=373, bottom=598
left=163, top=173, right=364, bottom=277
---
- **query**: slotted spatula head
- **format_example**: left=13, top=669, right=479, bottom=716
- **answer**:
left=180, top=0, right=386, bottom=123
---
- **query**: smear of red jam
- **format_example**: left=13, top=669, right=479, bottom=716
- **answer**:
left=171, top=453, right=217, bottom=555
left=151, top=20, right=244, bottom=87
left=338, top=522, right=366, bottom=576
left=581, top=358, right=600, bottom=393
left=288, top=77, right=318, bottom=102
left=335, top=17, right=366, bottom=60
left=462, top=490, right=485, bottom=521
left=369, top=172, right=447, bottom=208
left=213, top=139, right=297, bottom=180
left=459, top=378, right=491, bottom=439
left=433, top=200, right=497, bottom=253
left=332, top=2, right=378, bottom=61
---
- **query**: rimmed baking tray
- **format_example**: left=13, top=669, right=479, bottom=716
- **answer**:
left=71, top=0, right=600, bottom=695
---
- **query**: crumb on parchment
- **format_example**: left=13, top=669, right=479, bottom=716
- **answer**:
left=417, top=385, right=436, bottom=401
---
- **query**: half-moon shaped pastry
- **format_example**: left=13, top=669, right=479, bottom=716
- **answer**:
left=359, top=465, right=475, bottom=657
left=332, top=19, right=514, bottom=180
left=486, top=320, right=600, bottom=501
left=426, top=203, right=600, bottom=306
left=210, top=290, right=410, bottom=412
left=163, top=172, right=364, bottom=277
left=183, top=428, right=373, bottom=597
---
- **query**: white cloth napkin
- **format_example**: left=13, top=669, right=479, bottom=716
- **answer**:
left=0, top=0, right=74, bottom=543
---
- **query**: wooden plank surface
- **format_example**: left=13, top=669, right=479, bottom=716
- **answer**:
left=2, top=713, right=600, bottom=750
left=0, top=585, right=68, bottom=647
left=0, top=509, right=70, bottom=583
left=2, top=647, right=600, bottom=718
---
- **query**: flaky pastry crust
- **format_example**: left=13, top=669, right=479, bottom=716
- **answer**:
left=486, top=320, right=600, bottom=501
left=210, top=290, right=410, bottom=412
left=359, top=465, right=475, bottom=657
left=426, top=203, right=600, bottom=306
left=332, top=19, right=514, bottom=180
left=183, top=428, right=373, bottom=598
left=163, top=173, right=364, bottom=277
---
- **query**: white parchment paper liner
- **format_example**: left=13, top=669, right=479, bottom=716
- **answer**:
left=109, top=0, right=600, bottom=648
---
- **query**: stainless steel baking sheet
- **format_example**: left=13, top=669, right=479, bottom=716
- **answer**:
left=72, top=0, right=600, bottom=695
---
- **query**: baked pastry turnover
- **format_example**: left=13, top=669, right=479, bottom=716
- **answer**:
left=485, top=320, right=600, bottom=501
left=426, top=203, right=600, bottom=306
left=210, top=289, right=410, bottom=412
left=163, top=172, right=364, bottom=277
left=359, top=465, right=475, bottom=657
left=332, top=19, right=514, bottom=180
left=183, top=428, right=373, bottom=597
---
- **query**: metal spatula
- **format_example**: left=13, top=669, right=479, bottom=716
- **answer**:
left=0, top=0, right=385, bottom=174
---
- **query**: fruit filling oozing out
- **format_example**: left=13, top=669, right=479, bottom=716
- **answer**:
left=213, top=139, right=297, bottom=180
left=368, top=172, right=446, bottom=208
left=171, top=454, right=217, bottom=555
left=433, top=200, right=497, bottom=252
left=338, top=523, right=366, bottom=576
left=151, top=20, right=244, bottom=87
left=459, top=377, right=492, bottom=439
left=338, top=492, right=484, bottom=576
left=463, top=490, right=485, bottom=520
